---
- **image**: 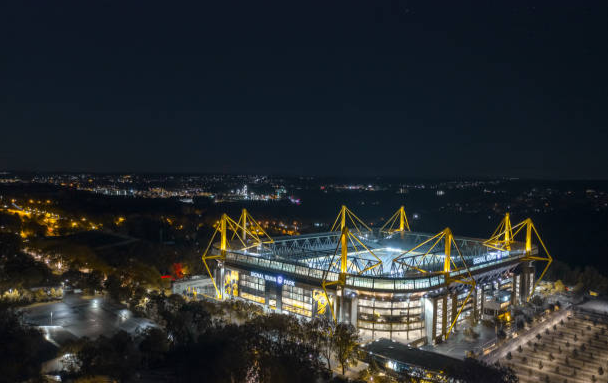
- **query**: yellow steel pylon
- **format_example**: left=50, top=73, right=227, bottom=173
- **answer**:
left=232, top=208, right=274, bottom=246
left=201, top=214, right=228, bottom=299
left=330, top=205, right=373, bottom=236
left=484, top=215, right=553, bottom=301
left=380, top=206, right=411, bottom=234
left=484, top=213, right=514, bottom=251
left=392, top=227, right=475, bottom=339
left=322, top=206, right=383, bottom=322
left=201, top=211, right=274, bottom=299
left=518, top=218, right=552, bottom=301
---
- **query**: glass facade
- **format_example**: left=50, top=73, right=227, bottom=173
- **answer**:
left=220, top=261, right=527, bottom=345
left=357, top=294, right=425, bottom=341
left=282, top=284, right=313, bottom=317
left=239, top=272, right=265, bottom=304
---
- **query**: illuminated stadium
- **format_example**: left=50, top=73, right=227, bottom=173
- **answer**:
left=202, top=206, right=552, bottom=344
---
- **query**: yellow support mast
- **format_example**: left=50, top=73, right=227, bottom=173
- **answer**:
left=232, top=208, right=274, bottom=246
left=484, top=213, right=514, bottom=251
left=504, top=213, right=512, bottom=250
left=399, top=206, right=409, bottom=232
left=380, top=206, right=411, bottom=234
left=393, top=227, right=475, bottom=339
left=330, top=205, right=373, bottom=235
left=485, top=215, right=553, bottom=301
left=443, top=228, right=452, bottom=273
left=201, top=214, right=229, bottom=299
left=322, top=206, right=382, bottom=322
left=518, top=218, right=552, bottom=301
left=443, top=228, right=475, bottom=339
left=202, top=211, right=274, bottom=299
left=241, top=208, right=247, bottom=240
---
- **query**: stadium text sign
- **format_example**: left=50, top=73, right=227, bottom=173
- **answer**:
left=251, top=271, right=295, bottom=286
left=472, top=252, right=505, bottom=265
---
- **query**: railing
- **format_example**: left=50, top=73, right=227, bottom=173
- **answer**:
left=223, top=250, right=447, bottom=291
left=217, top=230, right=536, bottom=292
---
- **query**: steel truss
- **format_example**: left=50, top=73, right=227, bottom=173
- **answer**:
left=201, top=211, right=273, bottom=299
left=485, top=213, right=552, bottom=301
left=391, top=228, right=476, bottom=339
left=322, top=206, right=382, bottom=322
left=380, top=206, right=410, bottom=235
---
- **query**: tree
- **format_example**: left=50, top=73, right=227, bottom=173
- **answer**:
left=138, top=327, right=170, bottom=367
left=0, top=232, right=21, bottom=256
left=104, top=274, right=127, bottom=302
left=304, top=316, right=334, bottom=370
left=0, top=305, right=49, bottom=382
left=332, top=323, right=360, bottom=375
left=73, top=377, right=114, bottom=383
left=531, top=295, right=545, bottom=307
left=162, top=300, right=212, bottom=346
left=168, top=324, right=251, bottom=383
left=76, top=331, right=140, bottom=380
left=553, top=280, right=566, bottom=293
left=85, top=270, right=104, bottom=293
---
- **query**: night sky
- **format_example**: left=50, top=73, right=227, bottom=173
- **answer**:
left=1, top=1, right=607, bottom=178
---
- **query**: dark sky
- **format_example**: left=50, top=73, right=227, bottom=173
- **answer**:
left=1, top=1, right=606, bottom=178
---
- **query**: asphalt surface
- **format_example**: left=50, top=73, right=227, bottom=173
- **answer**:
left=22, top=293, right=156, bottom=344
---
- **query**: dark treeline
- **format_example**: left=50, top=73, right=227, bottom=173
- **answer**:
left=59, top=295, right=357, bottom=383
left=545, top=260, right=608, bottom=295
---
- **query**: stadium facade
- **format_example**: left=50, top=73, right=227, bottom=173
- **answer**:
left=202, top=207, right=552, bottom=345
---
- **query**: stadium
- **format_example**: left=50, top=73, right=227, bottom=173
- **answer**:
left=201, top=206, right=552, bottom=345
